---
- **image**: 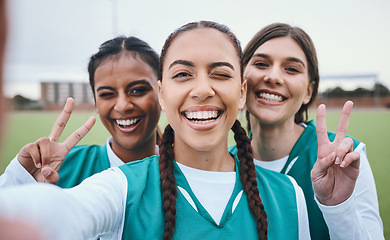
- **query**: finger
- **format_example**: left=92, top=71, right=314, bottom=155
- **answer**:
left=62, top=116, right=96, bottom=151
left=334, top=101, right=353, bottom=143
left=335, top=137, right=354, bottom=165
left=35, top=137, right=52, bottom=167
left=41, top=166, right=60, bottom=184
left=311, top=152, right=336, bottom=182
left=18, top=143, right=42, bottom=170
left=316, top=104, right=329, bottom=147
left=48, top=98, right=74, bottom=142
left=340, top=151, right=360, bottom=169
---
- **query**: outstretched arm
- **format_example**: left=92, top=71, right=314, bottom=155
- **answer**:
left=0, top=167, right=127, bottom=239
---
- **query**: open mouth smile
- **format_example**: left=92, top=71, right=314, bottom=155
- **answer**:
left=256, top=91, right=286, bottom=103
left=182, top=110, right=222, bottom=124
left=114, top=117, right=142, bottom=132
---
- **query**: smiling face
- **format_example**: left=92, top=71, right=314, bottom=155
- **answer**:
left=244, top=36, right=313, bottom=125
left=159, top=28, right=246, bottom=152
left=94, top=53, right=160, bottom=155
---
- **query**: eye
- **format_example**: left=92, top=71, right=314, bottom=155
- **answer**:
left=129, top=87, right=149, bottom=96
left=98, top=91, right=115, bottom=98
left=173, top=71, right=192, bottom=79
left=210, top=72, right=232, bottom=80
left=285, top=67, right=300, bottom=73
left=254, top=61, right=269, bottom=68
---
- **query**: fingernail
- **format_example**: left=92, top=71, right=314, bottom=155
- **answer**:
left=335, top=157, right=341, bottom=164
left=340, top=161, right=346, bottom=167
left=42, top=168, right=51, bottom=177
left=36, top=163, right=41, bottom=168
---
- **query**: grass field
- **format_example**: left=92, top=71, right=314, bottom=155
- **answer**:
left=0, top=109, right=389, bottom=238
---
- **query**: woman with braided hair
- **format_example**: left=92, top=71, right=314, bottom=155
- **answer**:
left=0, top=21, right=310, bottom=239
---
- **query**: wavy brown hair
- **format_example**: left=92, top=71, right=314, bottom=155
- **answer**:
left=243, top=23, right=319, bottom=132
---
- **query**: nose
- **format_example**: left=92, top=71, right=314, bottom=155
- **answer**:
left=264, top=66, right=284, bottom=85
left=189, top=74, right=215, bottom=100
left=114, top=93, right=134, bottom=113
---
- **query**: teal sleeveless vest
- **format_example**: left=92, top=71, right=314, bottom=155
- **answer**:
left=229, top=120, right=361, bottom=240
left=119, top=154, right=299, bottom=240
left=56, top=144, right=110, bottom=188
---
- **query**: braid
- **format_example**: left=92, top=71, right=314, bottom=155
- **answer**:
left=246, top=110, right=252, bottom=139
left=158, top=124, right=177, bottom=240
left=231, top=120, right=268, bottom=240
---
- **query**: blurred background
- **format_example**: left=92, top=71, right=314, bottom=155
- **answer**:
left=1, top=0, right=389, bottom=238
left=3, top=0, right=390, bottom=110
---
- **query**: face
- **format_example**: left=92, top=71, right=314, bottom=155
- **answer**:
left=159, top=28, right=246, bottom=151
left=244, top=36, right=313, bottom=125
left=94, top=53, right=160, bottom=152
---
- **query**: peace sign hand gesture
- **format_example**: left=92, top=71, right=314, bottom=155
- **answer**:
left=311, top=101, right=360, bottom=206
left=17, top=98, right=96, bottom=184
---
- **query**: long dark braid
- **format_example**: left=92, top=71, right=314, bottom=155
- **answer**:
left=231, top=120, right=268, bottom=239
left=158, top=124, right=177, bottom=240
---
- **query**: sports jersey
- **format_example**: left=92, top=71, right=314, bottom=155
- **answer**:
left=0, top=154, right=310, bottom=239
left=229, top=120, right=384, bottom=240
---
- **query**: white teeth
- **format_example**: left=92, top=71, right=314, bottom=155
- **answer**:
left=259, top=92, right=283, bottom=102
left=185, top=111, right=219, bottom=121
left=116, top=118, right=139, bottom=126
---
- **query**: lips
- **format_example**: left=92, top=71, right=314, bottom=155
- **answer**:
left=255, top=90, right=286, bottom=103
left=181, top=105, right=223, bottom=129
left=114, top=117, right=142, bottom=132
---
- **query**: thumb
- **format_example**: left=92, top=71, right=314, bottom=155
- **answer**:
left=311, top=152, right=336, bottom=182
left=41, top=166, right=60, bottom=184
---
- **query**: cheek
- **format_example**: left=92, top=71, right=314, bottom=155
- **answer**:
left=95, top=100, right=109, bottom=117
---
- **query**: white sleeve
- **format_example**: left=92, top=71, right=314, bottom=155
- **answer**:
left=317, top=142, right=384, bottom=240
left=0, top=167, right=128, bottom=240
left=0, top=156, right=37, bottom=187
left=287, top=175, right=311, bottom=240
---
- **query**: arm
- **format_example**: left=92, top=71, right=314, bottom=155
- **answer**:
left=0, top=167, right=127, bottom=240
left=311, top=101, right=384, bottom=239
left=0, top=157, right=37, bottom=187
left=317, top=143, right=384, bottom=240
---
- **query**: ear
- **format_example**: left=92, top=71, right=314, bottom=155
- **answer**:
left=302, top=81, right=314, bottom=105
left=238, top=80, right=247, bottom=110
left=158, top=81, right=165, bottom=111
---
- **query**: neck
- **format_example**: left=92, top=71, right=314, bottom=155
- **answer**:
left=250, top=119, right=304, bottom=162
left=173, top=138, right=235, bottom=172
left=111, top=135, right=157, bottom=163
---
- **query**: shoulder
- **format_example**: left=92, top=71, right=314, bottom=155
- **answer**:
left=305, top=120, right=361, bottom=149
left=255, top=165, right=296, bottom=192
left=118, top=155, right=161, bottom=196
left=118, top=155, right=160, bottom=176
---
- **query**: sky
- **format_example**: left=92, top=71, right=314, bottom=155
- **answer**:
left=3, top=0, right=390, bottom=100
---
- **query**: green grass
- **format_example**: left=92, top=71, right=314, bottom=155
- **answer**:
left=1, top=109, right=389, bottom=238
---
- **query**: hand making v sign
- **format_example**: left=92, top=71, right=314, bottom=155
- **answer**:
left=17, top=98, right=96, bottom=183
left=311, top=100, right=360, bottom=206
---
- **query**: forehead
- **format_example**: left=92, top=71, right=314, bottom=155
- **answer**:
left=255, top=36, right=306, bottom=63
left=94, top=53, right=157, bottom=84
left=163, top=28, right=240, bottom=67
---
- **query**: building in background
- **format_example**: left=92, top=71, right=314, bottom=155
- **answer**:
left=40, top=81, right=95, bottom=110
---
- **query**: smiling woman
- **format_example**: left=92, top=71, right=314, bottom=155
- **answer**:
left=0, top=21, right=311, bottom=240
left=0, top=36, right=161, bottom=187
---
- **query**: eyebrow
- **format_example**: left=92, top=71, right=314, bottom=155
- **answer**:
left=168, top=60, right=194, bottom=70
left=209, top=62, right=235, bottom=70
left=96, top=80, right=152, bottom=92
left=253, top=53, right=306, bottom=67
left=168, top=59, right=235, bottom=71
